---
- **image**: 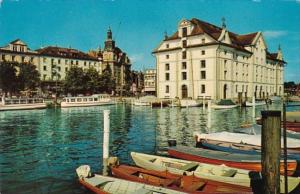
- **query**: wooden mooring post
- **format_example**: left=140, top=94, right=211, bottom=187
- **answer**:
left=102, top=110, right=110, bottom=176
left=261, top=110, right=281, bottom=194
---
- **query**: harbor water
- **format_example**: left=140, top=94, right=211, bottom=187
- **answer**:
left=0, top=102, right=299, bottom=194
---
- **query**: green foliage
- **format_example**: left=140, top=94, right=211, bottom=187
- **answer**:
left=99, top=65, right=116, bottom=94
left=0, top=61, right=18, bottom=94
left=63, top=66, right=86, bottom=95
left=85, top=67, right=102, bottom=93
left=0, top=61, right=40, bottom=95
left=17, top=63, right=41, bottom=91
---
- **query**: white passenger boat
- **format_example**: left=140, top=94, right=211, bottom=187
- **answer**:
left=180, top=99, right=201, bottom=108
left=245, top=101, right=266, bottom=107
left=60, top=94, right=114, bottom=108
left=0, top=96, right=46, bottom=111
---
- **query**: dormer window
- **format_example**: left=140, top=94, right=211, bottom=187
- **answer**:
left=166, top=44, right=169, bottom=49
left=182, top=27, right=187, bottom=37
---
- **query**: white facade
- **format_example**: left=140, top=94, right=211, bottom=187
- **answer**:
left=154, top=18, right=285, bottom=100
left=144, top=69, right=156, bottom=94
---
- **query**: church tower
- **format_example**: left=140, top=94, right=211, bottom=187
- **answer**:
left=104, top=27, right=115, bottom=51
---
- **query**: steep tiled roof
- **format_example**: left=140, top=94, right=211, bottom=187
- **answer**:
left=164, top=18, right=259, bottom=53
left=266, top=51, right=286, bottom=63
left=36, top=46, right=99, bottom=61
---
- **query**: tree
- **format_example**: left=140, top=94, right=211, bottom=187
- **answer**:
left=17, top=62, right=40, bottom=92
left=84, top=67, right=102, bottom=94
left=0, top=61, right=18, bottom=95
left=63, top=66, right=86, bottom=95
left=99, top=66, right=116, bottom=94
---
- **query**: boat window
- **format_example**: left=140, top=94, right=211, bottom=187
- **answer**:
left=28, top=99, right=33, bottom=103
left=83, top=98, right=87, bottom=102
left=94, top=98, right=98, bottom=101
left=89, top=98, right=93, bottom=101
left=71, top=99, right=75, bottom=102
left=66, top=99, right=69, bottom=102
left=77, top=98, right=82, bottom=102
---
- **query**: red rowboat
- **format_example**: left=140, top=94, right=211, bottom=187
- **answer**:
left=168, top=146, right=298, bottom=176
left=111, top=165, right=253, bottom=194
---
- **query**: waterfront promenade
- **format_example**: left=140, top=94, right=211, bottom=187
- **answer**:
left=0, top=102, right=299, bottom=193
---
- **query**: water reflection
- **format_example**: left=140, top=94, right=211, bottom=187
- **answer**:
left=0, top=103, right=299, bottom=194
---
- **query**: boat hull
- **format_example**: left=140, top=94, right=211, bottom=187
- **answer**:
left=0, top=103, right=47, bottom=111
left=61, top=102, right=114, bottom=108
left=211, top=104, right=238, bottom=109
left=168, top=146, right=297, bottom=176
left=111, top=165, right=253, bottom=193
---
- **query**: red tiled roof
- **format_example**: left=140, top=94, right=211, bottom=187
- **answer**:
left=36, top=46, right=99, bottom=61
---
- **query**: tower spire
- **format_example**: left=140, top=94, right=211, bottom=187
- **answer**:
left=107, top=26, right=112, bottom=40
left=222, top=17, right=226, bottom=29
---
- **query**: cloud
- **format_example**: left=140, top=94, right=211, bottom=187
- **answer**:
left=263, top=30, right=288, bottom=39
left=252, top=0, right=261, bottom=2
left=130, top=53, right=144, bottom=63
left=0, top=0, right=3, bottom=7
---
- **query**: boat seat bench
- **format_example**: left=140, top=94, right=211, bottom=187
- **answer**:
left=179, top=162, right=198, bottom=171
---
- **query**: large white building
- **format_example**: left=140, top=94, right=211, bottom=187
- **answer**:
left=153, top=18, right=285, bottom=100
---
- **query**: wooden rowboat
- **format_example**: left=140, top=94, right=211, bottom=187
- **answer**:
left=111, top=164, right=253, bottom=194
left=197, top=138, right=300, bottom=156
left=168, top=146, right=298, bottom=176
left=194, top=131, right=300, bottom=150
left=131, top=152, right=300, bottom=193
left=76, top=165, right=185, bottom=194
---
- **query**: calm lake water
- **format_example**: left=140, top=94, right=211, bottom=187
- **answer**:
left=0, top=102, right=299, bottom=194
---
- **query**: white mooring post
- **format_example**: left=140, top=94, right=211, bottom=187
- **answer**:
left=252, top=96, right=256, bottom=122
left=1, top=95, right=5, bottom=105
left=202, top=96, right=205, bottom=111
left=207, top=100, right=212, bottom=129
left=102, top=110, right=110, bottom=176
left=160, top=101, right=163, bottom=109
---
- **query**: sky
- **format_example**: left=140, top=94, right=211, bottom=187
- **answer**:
left=0, top=0, right=299, bottom=82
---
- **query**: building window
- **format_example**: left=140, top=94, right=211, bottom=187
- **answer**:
left=57, top=66, right=61, bottom=71
left=236, top=72, right=238, bottom=80
left=201, top=50, right=205, bottom=55
left=166, top=85, right=169, bottom=93
left=43, top=58, right=47, bottom=63
left=30, top=57, right=34, bottom=63
left=236, top=85, right=238, bottom=93
left=182, top=62, right=187, bottom=69
left=71, top=60, right=73, bottom=65
left=165, top=73, right=170, bottom=81
left=201, top=38, right=205, bottom=44
left=1, top=55, right=5, bottom=61
left=43, top=75, right=47, bottom=80
left=166, top=55, right=169, bottom=59
left=12, top=56, right=15, bottom=61
left=76, top=61, right=79, bottom=65
left=166, top=44, right=169, bottom=48
left=165, top=63, right=170, bottom=71
left=65, top=67, right=68, bottom=71
left=224, top=70, right=227, bottom=80
left=201, top=85, right=205, bottom=93
left=58, top=59, right=61, bottom=64
left=182, top=72, right=187, bottom=80
left=182, top=51, right=186, bottom=59
left=182, top=27, right=187, bottom=37
left=21, top=56, right=25, bottom=62
left=65, top=59, right=68, bottom=64
left=182, top=40, right=187, bottom=48
left=43, top=66, right=47, bottom=71
left=201, top=60, right=206, bottom=68
left=201, top=71, right=206, bottom=79
left=84, top=61, right=87, bottom=66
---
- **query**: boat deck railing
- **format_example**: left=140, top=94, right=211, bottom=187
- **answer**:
left=2, top=98, right=45, bottom=105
